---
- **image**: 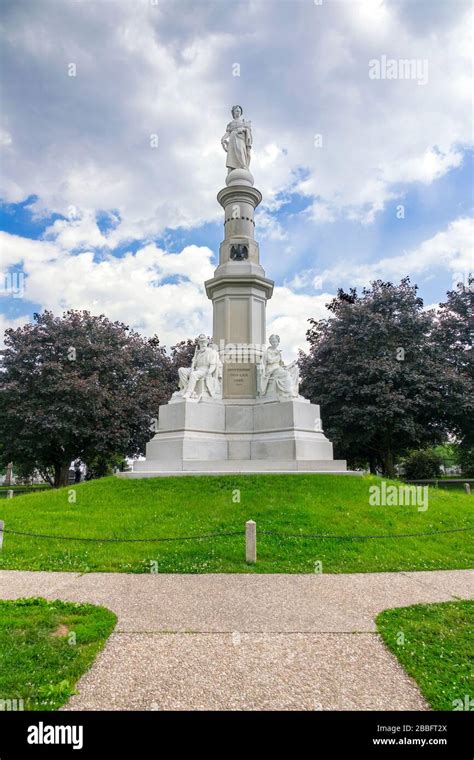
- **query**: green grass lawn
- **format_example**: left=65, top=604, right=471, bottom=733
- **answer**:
left=376, top=601, right=474, bottom=711
left=0, top=474, right=472, bottom=573
left=0, top=474, right=474, bottom=573
left=0, top=598, right=116, bottom=710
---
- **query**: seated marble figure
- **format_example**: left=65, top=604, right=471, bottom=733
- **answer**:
left=173, top=335, right=222, bottom=400
left=257, top=334, right=300, bottom=400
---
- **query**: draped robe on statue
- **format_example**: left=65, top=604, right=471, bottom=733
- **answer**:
left=258, top=347, right=299, bottom=398
left=223, top=118, right=252, bottom=170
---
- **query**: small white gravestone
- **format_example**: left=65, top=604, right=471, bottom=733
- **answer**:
left=4, top=462, right=13, bottom=486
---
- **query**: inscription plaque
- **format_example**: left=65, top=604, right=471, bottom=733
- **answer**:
left=223, top=363, right=256, bottom=398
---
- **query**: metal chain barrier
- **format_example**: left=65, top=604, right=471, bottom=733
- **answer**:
left=260, top=526, right=473, bottom=540
left=0, top=524, right=471, bottom=543
left=0, top=528, right=242, bottom=543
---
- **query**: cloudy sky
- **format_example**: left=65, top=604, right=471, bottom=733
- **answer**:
left=0, top=0, right=472, bottom=358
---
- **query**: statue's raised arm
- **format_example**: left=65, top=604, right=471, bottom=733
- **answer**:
left=221, top=105, right=252, bottom=172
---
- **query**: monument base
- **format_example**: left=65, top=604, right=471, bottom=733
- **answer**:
left=119, top=397, right=349, bottom=477
left=118, top=463, right=352, bottom=477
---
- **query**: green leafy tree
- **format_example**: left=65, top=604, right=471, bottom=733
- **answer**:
left=168, top=337, right=200, bottom=377
left=0, top=310, right=175, bottom=486
left=83, top=453, right=126, bottom=480
left=403, top=449, right=442, bottom=480
left=299, top=279, right=447, bottom=476
left=457, top=445, right=474, bottom=477
left=435, top=277, right=474, bottom=461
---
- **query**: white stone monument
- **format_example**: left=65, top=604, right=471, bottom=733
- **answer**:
left=125, top=107, right=347, bottom=475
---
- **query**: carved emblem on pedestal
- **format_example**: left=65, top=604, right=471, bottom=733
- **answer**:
left=230, top=244, right=249, bottom=261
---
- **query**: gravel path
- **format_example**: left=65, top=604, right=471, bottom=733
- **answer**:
left=1, top=569, right=472, bottom=711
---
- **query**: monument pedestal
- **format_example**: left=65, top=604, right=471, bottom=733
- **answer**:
left=122, top=396, right=347, bottom=476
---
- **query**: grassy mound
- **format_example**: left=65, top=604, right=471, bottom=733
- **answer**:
left=0, top=474, right=472, bottom=573
left=377, top=601, right=474, bottom=711
left=0, top=598, right=116, bottom=710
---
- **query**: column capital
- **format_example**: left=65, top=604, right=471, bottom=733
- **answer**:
left=217, top=185, right=262, bottom=210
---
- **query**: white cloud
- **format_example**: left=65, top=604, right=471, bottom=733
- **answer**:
left=319, top=216, right=474, bottom=288
left=0, top=0, right=471, bottom=244
left=43, top=210, right=108, bottom=250
left=0, top=226, right=332, bottom=358
left=255, top=209, right=288, bottom=241
left=305, top=201, right=337, bottom=224
left=382, top=146, right=463, bottom=186
left=0, top=232, right=58, bottom=269
left=0, top=0, right=472, bottom=361
left=0, top=231, right=216, bottom=346
left=2, top=213, right=470, bottom=362
left=0, top=129, right=12, bottom=147
left=267, top=286, right=331, bottom=360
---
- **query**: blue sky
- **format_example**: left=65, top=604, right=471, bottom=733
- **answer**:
left=0, top=0, right=472, bottom=358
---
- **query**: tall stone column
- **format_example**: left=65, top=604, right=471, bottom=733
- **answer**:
left=205, top=168, right=273, bottom=399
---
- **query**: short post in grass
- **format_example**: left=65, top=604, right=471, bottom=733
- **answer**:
left=464, top=483, right=471, bottom=495
left=7, top=490, right=13, bottom=499
left=0, top=520, right=4, bottom=550
left=246, top=520, right=256, bottom=564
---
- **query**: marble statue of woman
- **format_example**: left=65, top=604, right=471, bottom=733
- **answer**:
left=221, top=105, right=252, bottom=172
left=257, top=334, right=300, bottom=399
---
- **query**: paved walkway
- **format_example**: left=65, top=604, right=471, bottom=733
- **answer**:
left=1, top=570, right=472, bottom=710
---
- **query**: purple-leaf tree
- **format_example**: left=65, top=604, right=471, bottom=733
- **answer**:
left=0, top=310, right=177, bottom=486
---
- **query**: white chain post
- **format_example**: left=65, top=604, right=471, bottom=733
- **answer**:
left=245, top=520, right=256, bottom=563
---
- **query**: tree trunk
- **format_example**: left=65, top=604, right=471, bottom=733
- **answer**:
left=369, top=456, right=377, bottom=475
left=38, top=467, right=54, bottom=487
left=382, top=449, right=396, bottom=479
left=53, top=462, right=70, bottom=488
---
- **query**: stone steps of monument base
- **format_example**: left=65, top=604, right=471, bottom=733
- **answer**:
left=133, top=459, right=348, bottom=472
left=117, top=460, right=356, bottom=478
left=118, top=469, right=359, bottom=478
